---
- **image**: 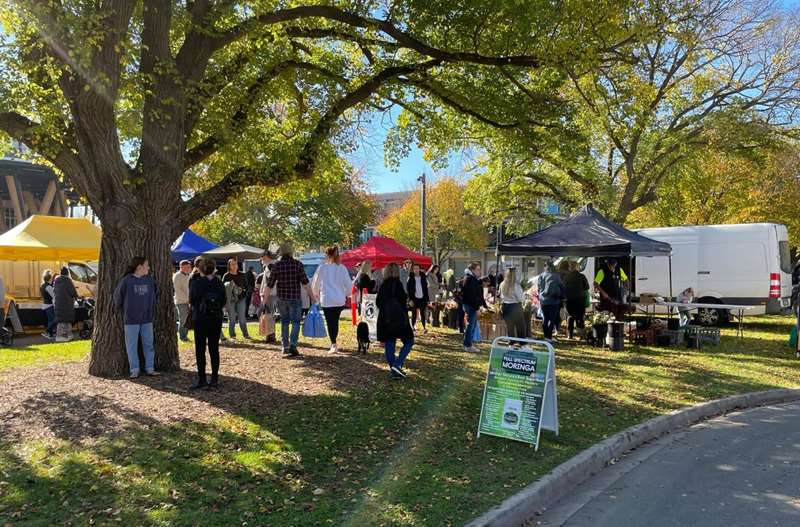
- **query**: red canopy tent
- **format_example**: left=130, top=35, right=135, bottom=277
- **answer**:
left=340, top=236, right=432, bottom=270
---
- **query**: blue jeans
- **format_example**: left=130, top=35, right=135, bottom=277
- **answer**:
left=124, top=323, right=154, bottom=375
left=463, top=305, right=479, bottom=347
left=226, top=298, right=250, bottom=338
left=44, top=306, right=56, bottom=336
left=176, top=303, right=190, bottom=340
left=384, top=336, right=414, bottom=369
left=277, top=299, right=302, bottom=350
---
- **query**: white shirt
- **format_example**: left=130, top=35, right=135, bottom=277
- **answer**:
left=501, top=282, right=525, bottom=304
left=172, top=271, right=190, bottom=305
left=311, top=262, right=353, bottom=308
left=414, top=276, right=423, bottom=299
left=259, top=262, right=276, bottom=301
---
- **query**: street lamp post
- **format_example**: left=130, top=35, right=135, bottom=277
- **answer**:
left=418, top=173, right=427, bottom=255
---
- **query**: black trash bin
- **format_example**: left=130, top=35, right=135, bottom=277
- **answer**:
left=606, top=321, right=625, bottom=351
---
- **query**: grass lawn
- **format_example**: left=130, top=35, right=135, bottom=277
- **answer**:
left=0, top=340, right=90, bottom=373
left=1, top=316, right=799, bottom=526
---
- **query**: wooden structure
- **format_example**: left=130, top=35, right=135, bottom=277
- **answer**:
left=0, top=159, right=79, bottom=232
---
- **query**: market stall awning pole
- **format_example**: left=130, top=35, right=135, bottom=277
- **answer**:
left=627, top=252, right=633, bottom=320
left=495, top=222, right=502, bottom=279
left=668, top=254, right=674, bottom=319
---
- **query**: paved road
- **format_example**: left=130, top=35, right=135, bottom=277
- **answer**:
left=537, top=402, right=800, bottom=527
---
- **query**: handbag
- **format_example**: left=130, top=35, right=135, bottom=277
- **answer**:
left=259, top=311, right=274, bottom=337
left=302, top=304, right=327, bottom=338
left=789, top=326, right=798, bottom=349
left=584, top=290, right=592, bottom=308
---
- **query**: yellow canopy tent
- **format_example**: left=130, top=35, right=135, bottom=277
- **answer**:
left=0, top=215, right=101, bottom=261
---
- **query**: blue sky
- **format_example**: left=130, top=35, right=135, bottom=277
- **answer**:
left=346, top=107, right=474, bottom=194
left=354, top=0, right=800, bottom=194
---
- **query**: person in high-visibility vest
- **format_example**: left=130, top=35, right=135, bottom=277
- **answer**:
left=594, top=259, right=628, bottom=319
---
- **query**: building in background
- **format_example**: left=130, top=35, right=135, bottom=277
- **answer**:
left=358, top=190, right=412, bottom=243
left=0, top=159, right=84, bottom=233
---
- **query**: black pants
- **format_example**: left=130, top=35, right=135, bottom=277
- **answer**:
left=195, top=319, right=222, bottom=382
left=457, top=302, right=465, bottom=332
left=542, top=303, right=560, bottom=340
left=411, top=298, right=427, bottom=328
left=322, top=305, right=345, bottom=344
left=566, top=298, right=586, bottom=338
left=501, top=303, right=527, bottom=338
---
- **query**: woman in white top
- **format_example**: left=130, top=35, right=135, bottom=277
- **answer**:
left=311, top=246, right=355, bottom=353
left=500, top=266, right=527, bottom=338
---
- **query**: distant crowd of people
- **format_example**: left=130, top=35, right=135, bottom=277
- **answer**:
left=31, top=244, right=631, bottom=387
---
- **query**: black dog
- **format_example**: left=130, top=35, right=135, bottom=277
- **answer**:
left=357, top=321, right=370, bottom=355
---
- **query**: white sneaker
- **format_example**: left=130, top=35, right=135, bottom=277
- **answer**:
left=55, top=336, right=68, bottom=342
left=463, top=345, right=481, bottom=353
left=328, top=343, right=338, bottom=353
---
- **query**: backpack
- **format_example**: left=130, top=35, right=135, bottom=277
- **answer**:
left=198, top=286, right=224, bottom=318
left=382, top=282, right=410, bottom=335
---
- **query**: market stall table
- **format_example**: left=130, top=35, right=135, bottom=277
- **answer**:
left=656, top=301, right=756, bottom=339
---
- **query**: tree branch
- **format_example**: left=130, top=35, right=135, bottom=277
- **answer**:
left=0, top=112, right=85, bottom=193
left=177, top=60, right=442, bottom=226
left=214, top=5, right=543, bottom=67
left=184, top=59, right=348, bottom=168
left=402, top=78, right=550, bottom=129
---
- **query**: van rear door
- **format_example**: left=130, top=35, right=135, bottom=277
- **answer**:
left=776, top=225, right=792, bottom=305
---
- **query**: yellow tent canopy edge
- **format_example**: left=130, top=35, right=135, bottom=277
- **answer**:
left=0, top=215, right=101, bottom=261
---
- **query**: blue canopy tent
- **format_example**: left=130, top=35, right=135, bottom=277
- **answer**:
left=171, top=230, right=218, bottom=262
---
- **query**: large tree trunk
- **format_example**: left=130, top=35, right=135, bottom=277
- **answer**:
left=88, top=211, right=182, bottom=377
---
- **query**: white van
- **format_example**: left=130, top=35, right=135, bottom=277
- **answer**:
left=580, top=223, right=792, bottom=325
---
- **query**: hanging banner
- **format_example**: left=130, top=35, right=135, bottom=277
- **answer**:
left=360, top=293, right=378, bottom=341
left=477, top=338, right=558, bottom=450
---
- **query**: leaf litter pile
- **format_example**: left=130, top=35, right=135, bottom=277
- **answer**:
left=0, top=335, right=386, bottom=443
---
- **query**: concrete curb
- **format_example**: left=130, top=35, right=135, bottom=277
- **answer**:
left=465, top=388, right=800, bottom=527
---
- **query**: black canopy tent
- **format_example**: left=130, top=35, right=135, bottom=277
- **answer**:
left=497, top=204, right=674, bottom=307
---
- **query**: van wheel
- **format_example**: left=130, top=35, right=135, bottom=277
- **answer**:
left=695, top=298, right=727, bottom=327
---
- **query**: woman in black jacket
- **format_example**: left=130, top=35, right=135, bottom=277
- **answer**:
left=377, top=263, right=414, bottom=380
left=355, top=260, right=377, bottom=312
left=189, top=260, right=227, bottom=389
left=406, top=263, right=429, bottom=334
left=53, top=266, right=78, bottom=342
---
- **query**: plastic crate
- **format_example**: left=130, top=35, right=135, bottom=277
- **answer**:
left=629, top=327, right=656, bottom=346
left=686, top=325, right=721, bottom=347
left=660, top=329, right=685, bottom=346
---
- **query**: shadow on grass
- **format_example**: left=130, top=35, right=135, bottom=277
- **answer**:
left=3, top=317, right=797, bottom=526
left=0, top=340, right=481, bottom=526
